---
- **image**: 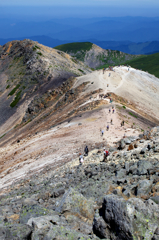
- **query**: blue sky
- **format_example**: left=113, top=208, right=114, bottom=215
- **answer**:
left=0, top=0, right=159, bottom=18
left=1, top=0, right=159, bottom=7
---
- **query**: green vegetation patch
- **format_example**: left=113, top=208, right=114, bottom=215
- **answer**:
left=78, top=69, right=84, bottom=73
left=124, top=52, right=159, bottom=78
left=10, top=90, right=22, bottom=108
left=0, top=133, right=6, bottom=139
left=129, top=112, right=138, bottom=118
left=6, top=85, right=10, bottom=89
left=97, top=50, right=140, bottom=70
left=54, top=42, right=93, bottom=53
left=33, top=45, right=41, bottom=51
left=8, top=84, right=20, bottom=96
left=37, top=52, right=43, bottom=56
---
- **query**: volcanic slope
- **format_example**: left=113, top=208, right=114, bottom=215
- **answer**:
left=74, top=66, right=159, bottom=122
left=0, top=63, right=159, bottom=190
left=0, top=39, right=92, bottom=137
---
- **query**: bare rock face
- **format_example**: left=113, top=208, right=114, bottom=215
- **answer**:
left=93, top=194, right=159, bottom=240
left=0, top=39, right=92, bottom=136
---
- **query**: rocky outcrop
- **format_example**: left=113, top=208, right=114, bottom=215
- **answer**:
left=0, top=127, right=159, bottom=239
left=93, top=195, right=159, bottom=240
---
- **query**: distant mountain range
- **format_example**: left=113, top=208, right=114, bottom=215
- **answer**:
left=1, top=36, right=159, bottom=55
left=1, top=16, right=159, bottom=41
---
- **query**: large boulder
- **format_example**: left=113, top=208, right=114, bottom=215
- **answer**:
left=137, top=160, right=153, bottom=175
left=56, top=188, right=95, bottom=221
left=27, top=214, right=98, bottom=240
left=118, top=139, right=126, bottom=150
left=93, top=194, right=159, bottom=240
left=20, top=204, right=53, bottom=224
left=137, top=179, right=153, bottom=198
left=0, top=224, right=32, bottom=240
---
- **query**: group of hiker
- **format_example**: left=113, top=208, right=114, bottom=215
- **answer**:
left=79, top=145, right=89, bottom=165
left=109, top=107, right=115, bottom=113
left=102, top=66, right=114, bottom=74
left=79, top=145, right=109, bottom=164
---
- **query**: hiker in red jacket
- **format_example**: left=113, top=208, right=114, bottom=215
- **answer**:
left=103, top=149, right=109, bottom=162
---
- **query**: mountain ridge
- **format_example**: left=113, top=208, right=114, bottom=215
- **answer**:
left=54, top=42, right=140, bottom=69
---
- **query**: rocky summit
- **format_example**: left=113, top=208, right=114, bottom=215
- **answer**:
left=0, top=126, right=159, bottom=240
left=0, top=39, right=91, bottom=136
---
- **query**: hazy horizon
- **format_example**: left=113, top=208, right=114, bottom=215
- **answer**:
left=0, top=5, right=159, bottom=20
left=0, top=0, right=159, bottom=51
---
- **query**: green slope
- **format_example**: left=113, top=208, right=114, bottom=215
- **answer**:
left=124, top=52, right=159, bottom=78
left=54, top=42, right=140, bottom=69
left=54, top=42, right=93, bottom=53
left=96, top=49, right=140, bottom=70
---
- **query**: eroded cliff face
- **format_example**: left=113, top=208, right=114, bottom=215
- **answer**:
left=0, top=39, right=92, bottom=136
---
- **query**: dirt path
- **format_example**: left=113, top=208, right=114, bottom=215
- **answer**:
left=0, top=101, right=141, bottom=190
left=0, top=66, right=159, bottom=191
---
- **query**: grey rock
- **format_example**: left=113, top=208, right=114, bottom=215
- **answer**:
left=31, top=224, right=98, bottom=240
left=27, top=214, right=66, bottom=229
left=116, top=169, right=126, bottom=178
left=22, top=198, right=37, bottom=206
left=140, top=147, right=148, bottom=154
left=154, top=146, right=159, bottom=152
left=118, top=139, right=126, bottom=150
left=56, top=188, right=95, bottom=220
left=0, top=224, right=32, bottom=240
left=125, top=162, right=129, bottom=173
left=93, top=194, right=159, bottom=240
left=122, top=188, right=131, bottom=198
left=124, top=138, right=131, bottom=145
left=93, top=211, right=108, bottom=238
left=109, top=146, right=116, bottom=152
left=53, top=188, right=65, bottom=198
left=150, top=196, right=159, bottom=204
left=137, top=160, right=153, bottom=175
left=20, top=204, right=53, bottom=224
left=137, top=179, right=153, bottom=197
left=117, top=178, right=127, bottom=185
left=129, top=163, right=138, bottom=175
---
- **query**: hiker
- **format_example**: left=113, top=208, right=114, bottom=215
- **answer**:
left=110, top=118, right=113, bottom=125
left=112, top=109, right=115, bottom=113
left=109, top=73, right=111, bottom=77
left=107, top=84, right=109, bottom=87
left=79, top=153, right=84, bottom=165
left=84, top=145, right=89, bottom=156
left=107, top=125, right=109, bottom=131
left=109, top=109, right=111, bottom=113
left=103, top=148, right=109, bottom=162
left=122, top=120, right=125, bottom=126
left=101, top=130, right=104, bottom=136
